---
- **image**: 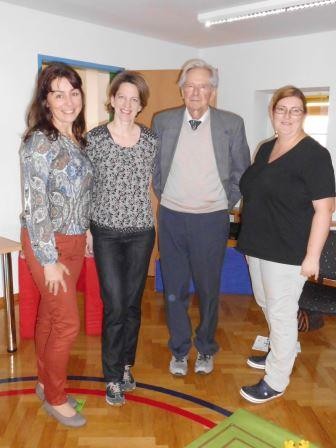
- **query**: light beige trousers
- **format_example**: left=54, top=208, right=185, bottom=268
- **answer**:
left=247, top=256, right=306, bottom=392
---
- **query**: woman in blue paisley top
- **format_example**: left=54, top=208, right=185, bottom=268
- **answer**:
left=86, top=71, right=157, bottom=406
left=20, top=62, right=93, bottom=427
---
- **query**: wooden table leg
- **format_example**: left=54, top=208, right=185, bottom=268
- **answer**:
left=1, top=253, right=17, bottom=352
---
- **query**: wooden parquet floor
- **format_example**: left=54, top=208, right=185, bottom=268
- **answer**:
left=0, top=278, right=336, bottom=447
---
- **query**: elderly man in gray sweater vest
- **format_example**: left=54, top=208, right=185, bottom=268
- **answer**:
left=153, top=59, right=250, bottom=376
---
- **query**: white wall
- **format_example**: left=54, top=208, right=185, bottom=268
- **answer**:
left=200, top=31, right=336, bottom=168
left=2, top=1, right=336, bottom=296
left=0, top=1, right=196, bottom=294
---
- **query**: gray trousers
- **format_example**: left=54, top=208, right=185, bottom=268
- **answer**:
left=158, top=205, right=229, bottom=357
left=247, top=256, right=306, bottom=391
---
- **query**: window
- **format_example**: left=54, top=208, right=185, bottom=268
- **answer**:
left=38, top=54, right=123, bottom=130
left=304, top=94, right=329, bottom=147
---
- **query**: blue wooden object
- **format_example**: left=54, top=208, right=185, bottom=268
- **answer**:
left=155, top=247, right=252, bottom=295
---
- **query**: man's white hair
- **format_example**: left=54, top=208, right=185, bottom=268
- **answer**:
left=178, top=59, right=218, bottom=88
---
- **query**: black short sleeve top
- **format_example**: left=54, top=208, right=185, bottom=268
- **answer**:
left=237, top=136, right=335, bottom=265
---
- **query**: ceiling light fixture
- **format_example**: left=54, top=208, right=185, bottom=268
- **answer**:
left=198, top=0, right=336, bottom=27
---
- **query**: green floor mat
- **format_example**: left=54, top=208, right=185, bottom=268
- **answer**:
left=186, top=409, right=318, bottom=448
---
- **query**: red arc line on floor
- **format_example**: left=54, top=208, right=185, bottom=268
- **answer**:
left=0, top=387, right=216, bottom=429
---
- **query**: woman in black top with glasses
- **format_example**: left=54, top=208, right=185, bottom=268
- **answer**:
left=238, top=85, right=335, bottom=404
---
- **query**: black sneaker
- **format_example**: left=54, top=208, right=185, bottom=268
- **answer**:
left=121, top=365, right=136, bottom=391
left=106, top=381, right=125, bottom=406
left=247, top=354, right=267, bottom=370
left=240, top=379, right=284, bottom=404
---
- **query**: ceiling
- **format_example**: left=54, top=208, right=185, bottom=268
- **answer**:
left=5, top=0, right=336, bottom=47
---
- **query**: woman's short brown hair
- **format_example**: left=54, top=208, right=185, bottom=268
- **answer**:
left=106, top=70, right=149, bottom=114
left=271, top=85, right=307, bottom=114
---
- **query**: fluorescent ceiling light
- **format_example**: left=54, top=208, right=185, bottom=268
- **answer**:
left=198, top=0, right=336, bottom=27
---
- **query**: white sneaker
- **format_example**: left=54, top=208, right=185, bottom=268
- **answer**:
left=169, top=355, right=188, bottom=376
left=194, top=353, right=213, bottom=374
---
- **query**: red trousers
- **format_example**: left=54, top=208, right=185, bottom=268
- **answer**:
left=21, top=228, right=85, bottom=405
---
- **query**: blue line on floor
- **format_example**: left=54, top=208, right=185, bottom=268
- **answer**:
left=0, top=375, right=232, bottom=417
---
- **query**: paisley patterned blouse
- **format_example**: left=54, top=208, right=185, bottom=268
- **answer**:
left=86, top=124, right=158, bottom=232
left=20, top=131, right=93, bottom=265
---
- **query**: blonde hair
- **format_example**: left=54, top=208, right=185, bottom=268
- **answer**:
left=271, top=85, right=307, bottom=113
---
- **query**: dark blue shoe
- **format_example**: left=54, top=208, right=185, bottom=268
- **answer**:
left=106, top=381, right=125, bottom=406
left=240, top=379, right=284, bottom=403
left=247, top=354, right=267, bottom=370
left=121, top=365, right=136, bottom=392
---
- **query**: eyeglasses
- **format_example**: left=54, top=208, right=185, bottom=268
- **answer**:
left=274, top=106, right=304, bottom=116
left=183, top=83, right=212, bottom=92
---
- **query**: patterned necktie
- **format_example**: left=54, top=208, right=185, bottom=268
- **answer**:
left=189, top=119, right=202, bottom=130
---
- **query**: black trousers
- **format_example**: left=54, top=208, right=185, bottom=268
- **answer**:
left=158, top=206, right=229, bottom=358
left=91, top=224, right=155, bottom=382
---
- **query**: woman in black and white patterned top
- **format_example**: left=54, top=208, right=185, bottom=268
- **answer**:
left=86, top=71, right=157, bottom=406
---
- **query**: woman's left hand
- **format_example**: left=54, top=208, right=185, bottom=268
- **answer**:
left=301, top=255, right=319, bottom=280
left=85, top=229, right=94, bottom=257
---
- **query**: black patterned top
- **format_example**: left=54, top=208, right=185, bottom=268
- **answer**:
left=20, top=131, right=93, bottom=265
left=86, top=124, right=158, bottom=232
